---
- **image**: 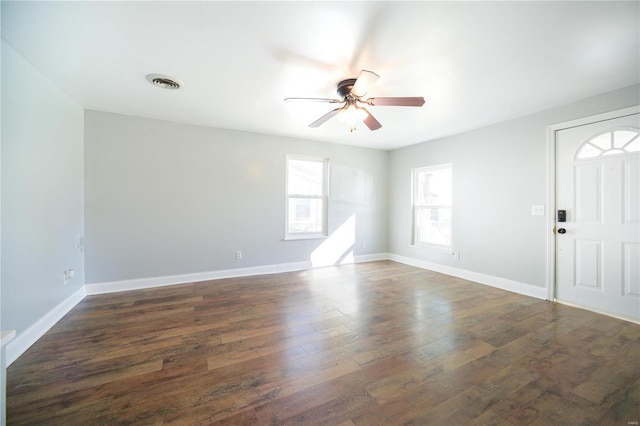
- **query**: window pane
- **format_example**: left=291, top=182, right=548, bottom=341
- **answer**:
left=614, top=130, right=638, bottom=148
left=416, top=207, right=451, bottom=246
left=626, top=138, right=640, bottom=152
left=577, top=143, right=602, bottom=159
left=589, top=133, right=612, bottom=150
left=288, top=159, right=323, bottom=196
left=417, top=168, right=452, bottom=205
left=288, top=198, right=323, bottom=233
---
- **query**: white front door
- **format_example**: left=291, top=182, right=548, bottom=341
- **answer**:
left=556, top=113, right=640, bottom=322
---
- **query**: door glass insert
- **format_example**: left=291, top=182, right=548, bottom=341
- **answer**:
left=576, top=128, right=639, bottom=159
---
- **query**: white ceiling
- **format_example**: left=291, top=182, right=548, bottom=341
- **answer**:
left=2, top=1, right=638, bottom=150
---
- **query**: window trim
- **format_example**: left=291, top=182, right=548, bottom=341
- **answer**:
left=411, top=163, right=453, bottom=251
left=285, top=155, right=329, bottom=240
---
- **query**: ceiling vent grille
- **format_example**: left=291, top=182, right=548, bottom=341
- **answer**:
left=145, top=74, right=183, bottom=90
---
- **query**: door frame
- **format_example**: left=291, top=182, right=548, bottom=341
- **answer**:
left=545, top=105, right=640, bottom=306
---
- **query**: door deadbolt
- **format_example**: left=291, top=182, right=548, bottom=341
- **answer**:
left=557, top=228, right=567, bottom=234
left=557, top=210, right=566, bottom=222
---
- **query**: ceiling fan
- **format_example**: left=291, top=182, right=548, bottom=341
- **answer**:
left=285, top=70, right=425, bottom=132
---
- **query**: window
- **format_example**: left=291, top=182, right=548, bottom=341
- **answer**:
left=576, top=128, right=639, bottom=159
left=412, top=163, right=453, bottom=249
left=286, top=156, right=328, bottom=239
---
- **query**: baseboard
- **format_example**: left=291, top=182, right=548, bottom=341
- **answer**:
left=85, top=261, right=314, bottom=295
left=388, top=254, right=548, bottom=300
left=354, top=253, right=391, bottom=263
left=5, top=286, right=86, bottom=366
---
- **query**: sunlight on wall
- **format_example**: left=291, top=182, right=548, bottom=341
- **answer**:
left=311, top=214, right=356, bottom=267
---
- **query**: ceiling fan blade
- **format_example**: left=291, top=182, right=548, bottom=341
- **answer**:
left=309, top=107, right=343, bottom=128
left=366, top=97, right=425, bottom=107
left=361, top=108, right=382, bottom=131
left=351, top=70, right=379, bottom=98
left=285, top=97, right=342, bottom=103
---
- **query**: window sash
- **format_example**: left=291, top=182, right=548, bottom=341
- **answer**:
left=287, top=197, right=325, bottom=235
left=287, top=158, right=325, bottom=196
left=413, top=206, right=451, bottom=247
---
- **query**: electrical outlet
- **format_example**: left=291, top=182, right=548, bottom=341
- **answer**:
left=63, top=269, right=75, bottom=285
left=235, top=250, right=242, bottom=260
left=453, top=251, right=460, bottom=260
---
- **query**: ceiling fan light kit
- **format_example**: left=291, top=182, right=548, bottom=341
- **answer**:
left=285, top=70, right=425, bottom=132
left=338, top=102, right=370, bottom=133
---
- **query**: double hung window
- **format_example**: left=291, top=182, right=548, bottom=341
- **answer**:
left=286, top=156, right=328, bottom=239
left=412, top=163, right=453, bottom=249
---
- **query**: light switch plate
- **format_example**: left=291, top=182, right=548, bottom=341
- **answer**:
left=531, top=205, right=545, bottom=216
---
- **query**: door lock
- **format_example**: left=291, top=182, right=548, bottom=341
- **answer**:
left=557, top=210, right=566, bottom=222
left=557, top=228, right=567, bottom=234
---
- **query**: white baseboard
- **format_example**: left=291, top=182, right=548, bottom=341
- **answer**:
left=85, top=261, right=314, bottom=295
left=354, top=253, right=391, bottom=263
left=5, top=286, right=86, bottom=366
left=388, top=254, right=548, bottom=300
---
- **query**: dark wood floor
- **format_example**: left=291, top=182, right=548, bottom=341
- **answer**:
left=6, top=261, right=640, bottom=425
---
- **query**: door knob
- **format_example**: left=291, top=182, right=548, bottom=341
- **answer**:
left=557, top=228, right=566, bottom=234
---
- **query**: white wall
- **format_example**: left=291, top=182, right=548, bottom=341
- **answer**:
left=1, top=41, right=85, bottom=335
left=389, top=84, right=640, bottom=289
left=84, top=111, right=389, bottom=284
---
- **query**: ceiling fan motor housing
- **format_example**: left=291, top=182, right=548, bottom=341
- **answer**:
left=337, top=79, right=358, bottom=99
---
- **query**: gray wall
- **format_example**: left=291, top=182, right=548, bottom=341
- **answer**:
left=1, top=41, right=85, bottom=335
left=389, top=84, right=640, bottom=288
left=84, top=111, right=389, bottom=283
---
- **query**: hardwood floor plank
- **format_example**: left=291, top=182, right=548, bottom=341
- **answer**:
left=6, top=261, right=639, bottom=425
left=570, top=346, right=639, bottom=405
left=254, top=353, right=419, bottom=425
left=527, top=392, right=603, bottom=425
left=281, top=387, right=377, bottom=425
left=595, top=377, right=640, bottom=425
left=489, top=381, right=546, bottom=424
left=471, top=410, right=515, bottom=426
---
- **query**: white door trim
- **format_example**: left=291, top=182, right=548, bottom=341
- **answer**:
left=546, top=105, right=640, bottom=303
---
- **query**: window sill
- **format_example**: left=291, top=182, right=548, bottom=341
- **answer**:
left=284, top=234, right=328, bottom=241
left=411, top=243, right=453, bottom=254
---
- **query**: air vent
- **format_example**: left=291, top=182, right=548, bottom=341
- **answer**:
left=145, top=74, right=183, bottom=90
